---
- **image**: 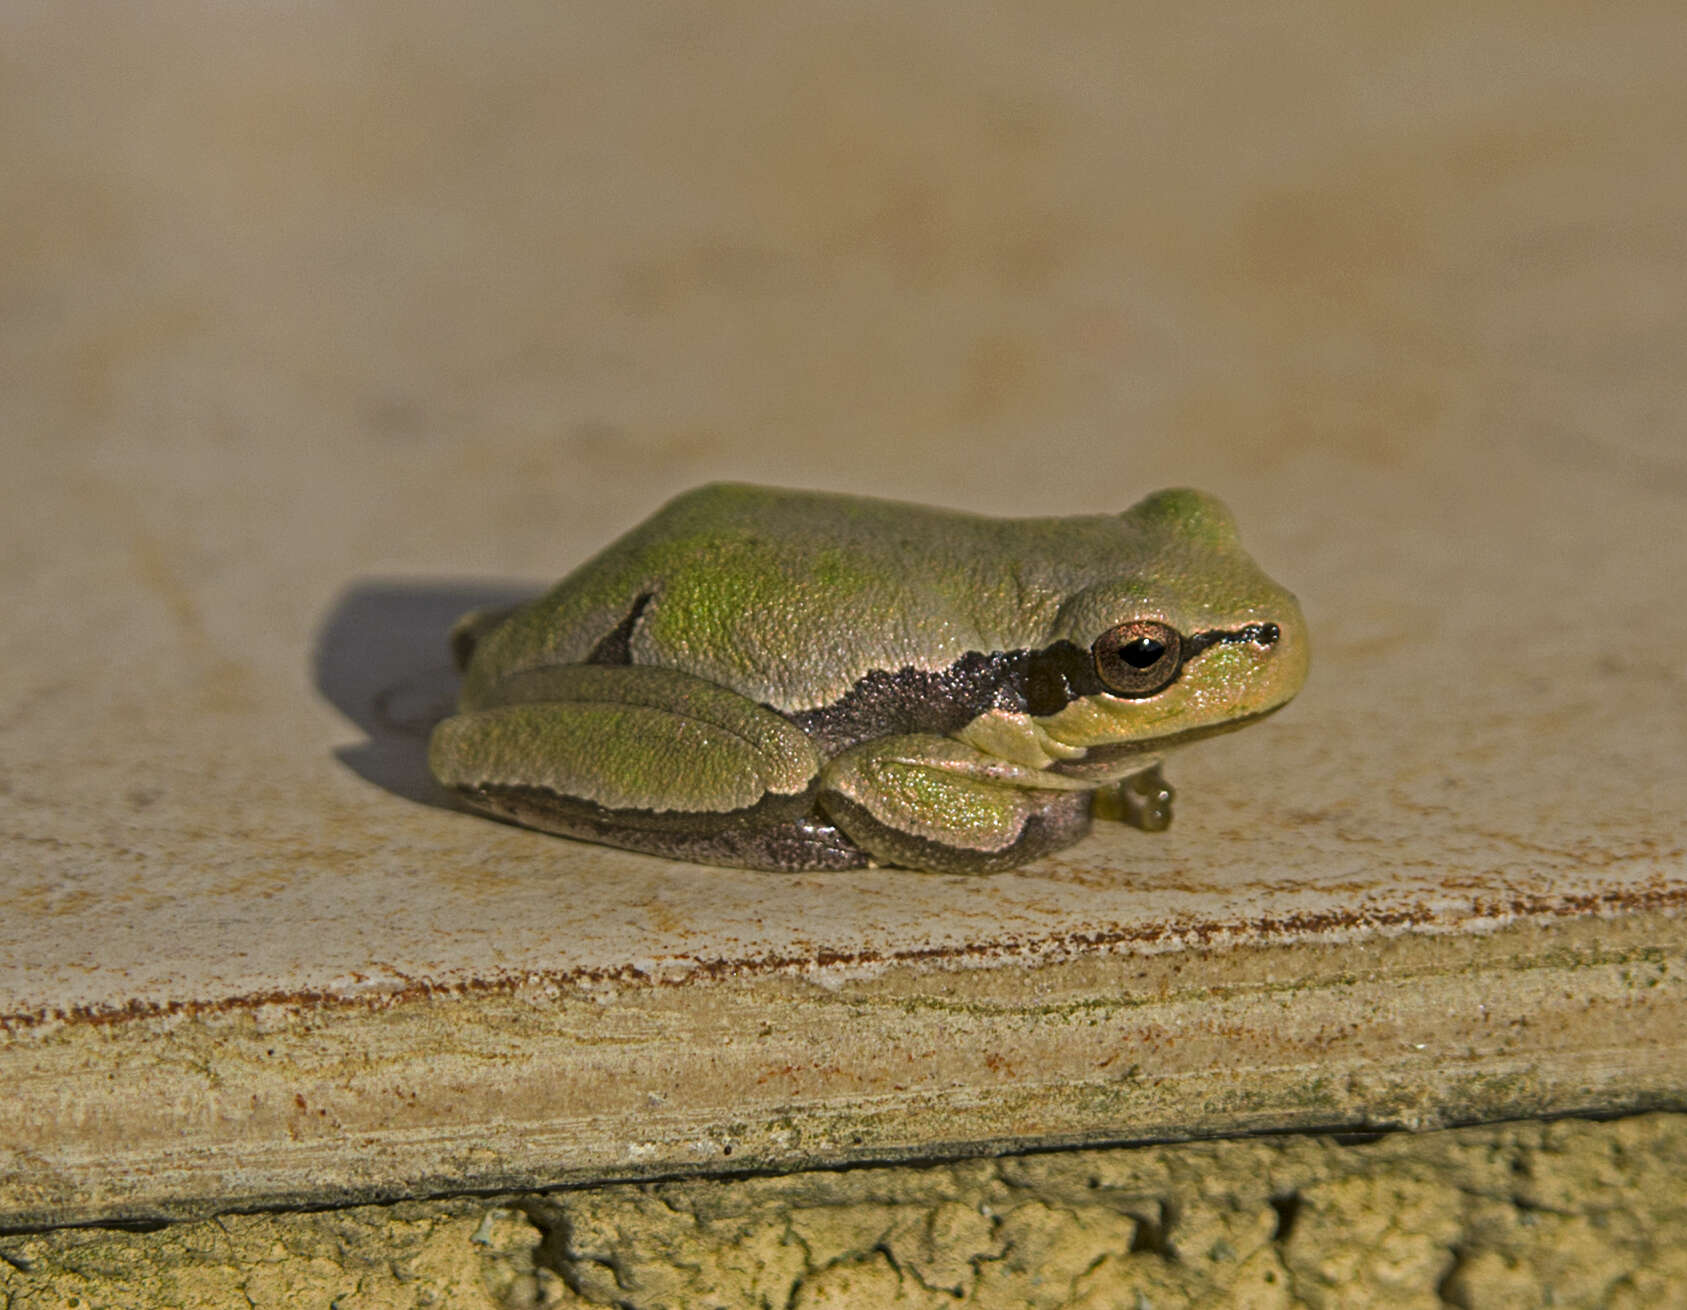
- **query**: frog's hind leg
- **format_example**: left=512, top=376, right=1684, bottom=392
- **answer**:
left=429, top=664, right=867, bottom=871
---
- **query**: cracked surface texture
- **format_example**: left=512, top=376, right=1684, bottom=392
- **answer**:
left=5, top=1114, right=1684, bottom=1309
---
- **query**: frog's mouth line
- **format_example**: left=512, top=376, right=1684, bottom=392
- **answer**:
left=1047, top=702, right=1290, bottom=775
left=1141, top=699, right=1290, bottom=748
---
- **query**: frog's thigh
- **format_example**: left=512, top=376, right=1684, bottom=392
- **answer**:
left=818, top=735, right=1092, bottom=874
left=429, top=666, right=844, bottom=862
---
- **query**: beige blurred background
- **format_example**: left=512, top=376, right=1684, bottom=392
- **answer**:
left=9, top=1, right=1683, bottom=557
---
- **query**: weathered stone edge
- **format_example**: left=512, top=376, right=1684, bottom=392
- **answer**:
left=2, top=910, right=1681, bottom=1229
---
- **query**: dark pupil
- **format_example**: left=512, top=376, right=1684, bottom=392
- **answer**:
left=1121, top=637, right=1166, bottom=669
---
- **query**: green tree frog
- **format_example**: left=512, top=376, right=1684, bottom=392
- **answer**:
left=429, top=483, right=1308, bottom=873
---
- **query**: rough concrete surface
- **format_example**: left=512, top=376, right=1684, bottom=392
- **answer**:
left=4, top=0, right=1686, bottom=1232
left=4, top=1114, right=1685, bottom=1309
left=4, top=907, right=1683, bottom=1231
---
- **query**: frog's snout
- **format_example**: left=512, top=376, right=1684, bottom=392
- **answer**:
left=1262, top=596, right=1311, bottom=708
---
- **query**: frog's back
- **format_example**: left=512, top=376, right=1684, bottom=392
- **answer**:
left=463, top=483, right=1121, bottom=713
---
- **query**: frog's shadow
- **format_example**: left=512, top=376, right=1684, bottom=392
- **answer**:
left=314, top=580, right=539, bottom=806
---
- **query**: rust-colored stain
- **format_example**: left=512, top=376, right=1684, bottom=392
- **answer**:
left=3, top=880, right=1680, bottom=1034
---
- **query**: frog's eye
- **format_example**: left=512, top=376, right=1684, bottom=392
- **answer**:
left=1092, top=620, right=1184, bottom=697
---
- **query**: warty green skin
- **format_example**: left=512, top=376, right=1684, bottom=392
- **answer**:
left=429, top=482, right=1309, bottom=873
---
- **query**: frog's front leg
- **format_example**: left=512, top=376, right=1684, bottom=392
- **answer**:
left=817, top=735, right=1095, bottom=874
left=428, top=665, right=866, bottom=870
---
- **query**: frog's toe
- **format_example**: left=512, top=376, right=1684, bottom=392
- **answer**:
left=447, top=604, right=522, bottom=672
left=1091, top=762, right=1176, bottom=832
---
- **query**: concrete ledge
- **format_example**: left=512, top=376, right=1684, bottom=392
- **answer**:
left=6, top=905, right=1680, bottom=1229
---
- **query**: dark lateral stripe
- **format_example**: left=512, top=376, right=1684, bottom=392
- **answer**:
left=786, top=642, right=1101, bottom=753
left=1180, top=621, right=1280, bottom=661
left=585, top=591, right=655, bottom=665
left=788, top=648, right=1051, bottom=754
left=788, top=623, right=1280, bottom=754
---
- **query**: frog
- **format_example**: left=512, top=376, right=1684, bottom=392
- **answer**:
left=428, top=482, right=1308, bottom=873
